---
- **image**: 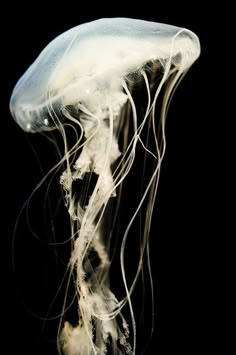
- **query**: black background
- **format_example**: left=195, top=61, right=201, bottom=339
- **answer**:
left=1, top=3, right=219, bottom=355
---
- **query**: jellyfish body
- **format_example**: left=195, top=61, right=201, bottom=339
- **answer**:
left=10, top=18, right=200, bottom=355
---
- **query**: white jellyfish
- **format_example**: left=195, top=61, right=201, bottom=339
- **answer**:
left=10, top=18, right=200, bottom=355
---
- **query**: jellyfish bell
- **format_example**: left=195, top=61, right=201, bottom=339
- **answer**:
left=10, top=18, right=200, bottom=133
left=10, top=18, right=200, bottom=355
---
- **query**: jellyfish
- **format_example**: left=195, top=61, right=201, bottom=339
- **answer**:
left=10, top=18, right=200, bottom=355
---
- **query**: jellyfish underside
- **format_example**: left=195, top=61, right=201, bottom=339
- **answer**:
left=10, top=19, right=200, bottom=355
